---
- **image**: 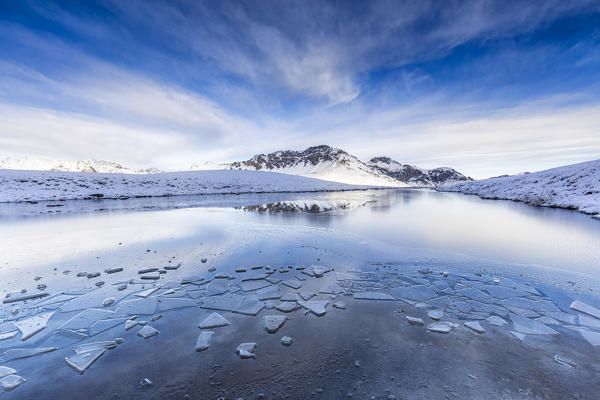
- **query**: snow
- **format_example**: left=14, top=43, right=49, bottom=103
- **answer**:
left=0, top=156, right=160, bottom=174
left=439, top=159, right=600, bottom=215
left=0, top=169, right=371, bottom=203
left=191, top=145, right=405, bottom=187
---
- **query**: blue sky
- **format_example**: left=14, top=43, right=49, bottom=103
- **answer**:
left=0, top=0, right=599, bottom=177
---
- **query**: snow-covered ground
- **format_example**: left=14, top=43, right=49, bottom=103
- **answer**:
left=0, top=169, right=371, bottom=203
left=440, top=159, right=600, bottom=215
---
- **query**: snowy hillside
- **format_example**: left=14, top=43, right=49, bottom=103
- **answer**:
left=0, top=169, right=370, bottom=202
left=368, top=157, right=471, bottom=187
left=440, top=159, right=600, bottom=215
left=190, top=145, right=470, bottom=187
left=0, top=156, right=161, bottom=174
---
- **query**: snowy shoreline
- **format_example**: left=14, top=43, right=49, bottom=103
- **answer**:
left=0, top=169, right=378, bottom=203
left=438, top=159, right=600, bottom=216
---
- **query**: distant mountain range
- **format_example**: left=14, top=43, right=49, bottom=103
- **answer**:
left=0, top=157, right=161, bottom=174
left=191, top=145, right=471, bottom=187
left=1, top=145, right=471, bottom=187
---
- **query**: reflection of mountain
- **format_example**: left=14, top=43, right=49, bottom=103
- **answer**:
left=238, top=199, right=368, bottom=213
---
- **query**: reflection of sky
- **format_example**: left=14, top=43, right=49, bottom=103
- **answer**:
left=1, top=189, right=600, bottom=295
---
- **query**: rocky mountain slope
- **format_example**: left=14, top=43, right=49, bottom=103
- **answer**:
left=368, top=157, right=471, bottom=187
left=439, top=159, right=600, bottom=215
left=192, top=145, right=469, bottom=187
left=0, top=156, right=161, bottom=174
left=222, top=145, right=401, bottom=187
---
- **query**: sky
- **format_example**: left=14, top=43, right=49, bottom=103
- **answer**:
left=0, top=0, right=599, bottom=178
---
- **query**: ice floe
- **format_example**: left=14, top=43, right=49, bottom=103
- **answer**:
left=509, top=314, right=558, bottom=335
left=0, top=347, right=57, bottom=362
left=0, top=366, right=16, bottom=379
left=137, top=325, right=159, bottom=339
left=427, top=322, right=457, bottom=333
left=135, top=287, right=160, bottom=298
left=233, top=295, right=265, bottom=316
left=236, top=342, right=257, bottom=359
left=390, top=286, right=437, bottom=302
left=200, top=294, right=243, bottom=312
left=276, top=302, right=300, bottom=313
left=60, top=309, right=114, bottom=331
left=240, top=280, right=271, bottom=292
left=353, top=292, right=397, bottom=300
left=554, top=355, right=577, bottom=368
left=263, top=316, right=286, bottom=333
left=256, top=285, right=281, bottom=301
left=3, top=292, right=49, bottom=304
left=116, top=298, right=157, bottom=315
left=570, top=300, right=600, bottom=320
left=195, top=331, right=214, bottom=351
left=0, top=374, right=25, bottom=391
left=578, top=330, right=600, bottom=346
left=157, top=298, right=196, bottom=311
left=282, top=280, right=302, bottom=289
left=485, top=316, right=507, bottom=326
left=66, top=347, right=106, bottom=374
left=464, top=321, right=485, bottom=334
left=406, top=316, right=424, bottom=326
left=298, top=300, right=328, bottom=316
left=15, top=311, right=55, bottom=341
left=427, top=309, right=443, bottom=320
left=199, top=312, right=231, bottom=329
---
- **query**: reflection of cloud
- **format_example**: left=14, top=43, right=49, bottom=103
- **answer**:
left=0, top=210, right=203, bottom=270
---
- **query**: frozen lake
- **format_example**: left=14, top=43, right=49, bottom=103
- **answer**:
left=1, top=188, right=599, bottom=287
left=1, top=189, right=600, bottom=399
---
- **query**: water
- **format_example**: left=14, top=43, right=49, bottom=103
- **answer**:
left=2, top=188, right=600, bottom=399
left=1, top=189, right=599, bottom=291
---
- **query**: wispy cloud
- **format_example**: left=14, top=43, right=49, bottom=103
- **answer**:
left=0, top=0, right=599, bottom=175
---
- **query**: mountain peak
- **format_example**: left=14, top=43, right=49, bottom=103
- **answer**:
left=0, top=156, right=161, bottom=174
left=195, top=145, right=470, bottom=187
left=368, top=156, right=471, bottom=186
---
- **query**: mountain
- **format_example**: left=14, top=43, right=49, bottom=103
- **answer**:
left=439, top=159, right=600, bottom=215
left=368, top=157, right=471, bottom=187
left=0, top=157, right=161, bottom=174
left=191, top=145, right=469, bottom=187
left=210, top=145, right=403, bottom=187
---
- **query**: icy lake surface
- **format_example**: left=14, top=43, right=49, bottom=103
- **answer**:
left=1, top=188, right=600, bottom=399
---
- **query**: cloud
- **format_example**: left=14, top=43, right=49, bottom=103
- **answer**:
left=0, top=0, right=599, bottom=177
left=24, top=0, right=598, bottom=105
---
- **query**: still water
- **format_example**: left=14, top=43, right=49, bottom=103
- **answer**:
left=1, top=188, right=599, bottom=296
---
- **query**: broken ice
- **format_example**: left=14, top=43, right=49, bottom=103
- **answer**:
left=195, top=331, right=214, bottom=351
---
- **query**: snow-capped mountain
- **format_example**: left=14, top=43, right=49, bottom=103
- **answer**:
left=210, top=145, right=403, bottom=187
left=368, top=157, right=471, bottom=187
left=189, top=161, right=227, bottom=171
left=191, top=145, right=470, bottom=187
left=0, top=157, right=161, bottom=174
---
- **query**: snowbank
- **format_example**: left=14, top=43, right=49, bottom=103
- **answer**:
left=439, top=159, right=600, bottom=215
left=0, top=169, right=371, bottom=203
